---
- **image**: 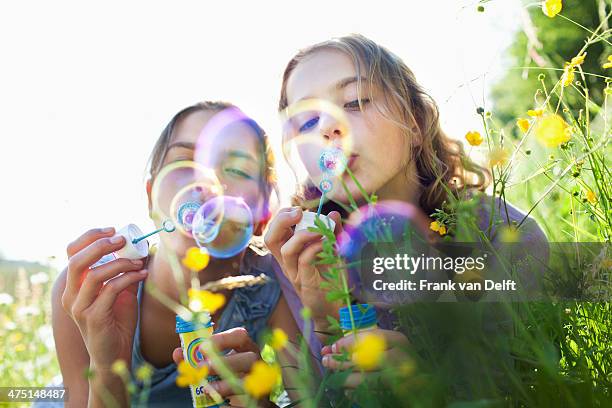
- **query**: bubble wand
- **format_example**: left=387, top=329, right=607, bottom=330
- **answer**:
left=132, top=220, right=176, bottom=244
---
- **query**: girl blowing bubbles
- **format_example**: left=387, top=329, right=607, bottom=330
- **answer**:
left=51, top=102, right=300, bottom=407
left=265, top=35, right=547, bottom=386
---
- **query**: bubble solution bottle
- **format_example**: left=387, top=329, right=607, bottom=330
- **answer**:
left=175, top=314, right=228, bottom=408
left=339, top=304, right=378, bottom=335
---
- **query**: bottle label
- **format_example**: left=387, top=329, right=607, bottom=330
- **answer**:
left=179, top=327, right=227, bottom=407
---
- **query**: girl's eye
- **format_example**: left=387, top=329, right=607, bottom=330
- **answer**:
left=224, top=167, right=254, bottom=180
left=344, top=98, right=370, bottom=110
left=299, top=116, right=320, bottom=133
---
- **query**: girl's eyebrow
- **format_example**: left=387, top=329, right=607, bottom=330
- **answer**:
left=335, top=76, right=361, bottom=90
left=225, top=150, right=258, bottom=163
left=167, top=141, right=195, bottom=150
left=296, top=76, right=364, bottom=103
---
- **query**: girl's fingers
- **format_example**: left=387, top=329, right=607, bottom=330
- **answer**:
left=322, top=348, right=409, bottom=372
left=207, top=351, right=259, bottom=376
left=172, top=348, right=184, bottom=365
left=208, top=380, right=244, bottom=398
left=296, top=241, right=324, bottom=289
left=71, top=259, right=144, bottom=314
left=66, top=227, right=115, bottom=258
left=211, top=327, right=260, bottom=354
left=322, top=354, right=354, bottom=371
left=93, top=270, right=148, bottom=312
left=329, top=329, right=409, bottom=354
left=66, top=235, right=127, bottom=295
left=264, top=207, right=302, bottom=258
left=280, top=230, right=325, bottom=281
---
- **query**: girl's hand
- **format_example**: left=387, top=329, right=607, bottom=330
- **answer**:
left=61, top=227, right=148, bottom=371
left=265, top=207, right=344, bottom=331
left=320, top=328, right=410, bottom=388
left=171, top=327, right=277, bottom=408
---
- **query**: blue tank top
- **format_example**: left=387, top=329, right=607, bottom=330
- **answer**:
left=130, top=249, right=281, bottom=407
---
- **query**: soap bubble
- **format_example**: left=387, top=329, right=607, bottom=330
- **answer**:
left=151, top=161, right=224, bottom=240
left=193, top=196, right=254, bottom=259
left=280, top=99, right=353, bottom=208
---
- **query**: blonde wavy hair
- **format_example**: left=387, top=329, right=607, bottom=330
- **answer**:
left=278, top=34, right=489, bottom=216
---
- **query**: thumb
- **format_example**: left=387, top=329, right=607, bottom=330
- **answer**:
left=328, top=211, right=344, bottom=235
left=172, top=347, right=184, bottom=365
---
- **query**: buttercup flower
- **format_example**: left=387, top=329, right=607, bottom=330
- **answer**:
left=176, top=360, right=209, bottom=388
left=527, top=109, right=544, bottom=117
left=135, top=363, right=153, bottom=382
left=243, top=361, right=281, bottom=399
left=430, top=221, right=447, bottom=236
left=465, top=131, right=483, bottom=146
left=586, top=190, right=597, bottom=204
left=542, top=0, right=562, bottom=17
left=269, top=328, right=288, bottom=351
left=561, top=63, right=574, bottom=87
left=535, top=114, right=571, bottom=147
left=111, top=359, right=128, bottom=376
left=182, top=247, right=210, bottom=272
left=351, top=333, right=387, bottom=370
left=488, top=147, right=510, bottom=168
left=517, top=118, right=530, bottom=133
left=570, top=53, right=586, bottom=67
left=188, top=289, right=226, bottom=314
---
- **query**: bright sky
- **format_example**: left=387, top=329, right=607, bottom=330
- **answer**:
left=0, top=0, right=524, bottom=265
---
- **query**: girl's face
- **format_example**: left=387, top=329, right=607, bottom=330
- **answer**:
left=148, top=110, right=266, bottom=254
left=285, top=49, right=417, bottom=205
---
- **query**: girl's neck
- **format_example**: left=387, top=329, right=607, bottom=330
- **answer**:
left=373, top=161, right=421, bottom=205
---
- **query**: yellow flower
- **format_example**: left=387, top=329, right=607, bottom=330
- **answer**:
left=430, top=221, right=447, bottom=236
left=243, top=361, right=281, bottom=399
left=488, top=147, right=510, bottom=168
left=465, top=131, right=483, bottom=146
left=602, top=55, right=612, bottom=69
left=111, top=360, right=128, bottom=376
left=570, top=53, right=586, bottom=67
left=188, top=289, right=226, bottom=314
left=182, top=247, right=210, bottom=272
left=527, top=109, right=544, bottom=117
left=500, top=226, right=521, bottom=243
left=586, top=190, right=597, bottom=204
left=176, top=360, right=209, bottom=388
left=351, top=333, right=387, bottom=371
left=269, top=328, right=288, bottom=351
left=561, top=63, right=574, bottom=87
left=535, top=114, right=571, bottom=147
left=542, top=0, right=562, bottom=17
left=517, top=118, right=530, bottom=133
left=135, top=363, right=153, bottom=382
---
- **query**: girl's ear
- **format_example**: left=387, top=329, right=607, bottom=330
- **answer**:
left=146, top=179, right=153, bottom=216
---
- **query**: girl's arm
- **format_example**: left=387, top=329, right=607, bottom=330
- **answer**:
left=51, top=267, right=90, bottom=408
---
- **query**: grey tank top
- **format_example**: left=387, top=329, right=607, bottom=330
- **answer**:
left=130, top=249, right=281, bottom=407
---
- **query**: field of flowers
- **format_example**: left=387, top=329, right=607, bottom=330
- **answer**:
left=0, top=1, right=610, bottom=407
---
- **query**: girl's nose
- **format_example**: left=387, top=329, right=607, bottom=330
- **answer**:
left=319, top=113, right=346, bottom=143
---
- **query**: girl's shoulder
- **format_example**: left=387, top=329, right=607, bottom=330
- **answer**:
left=472, top=194, right=549, bottom=255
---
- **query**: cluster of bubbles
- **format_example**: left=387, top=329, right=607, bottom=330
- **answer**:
left=150, top=108, right=261, bottom=259
left=280, top=98, right=354, bottom=208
